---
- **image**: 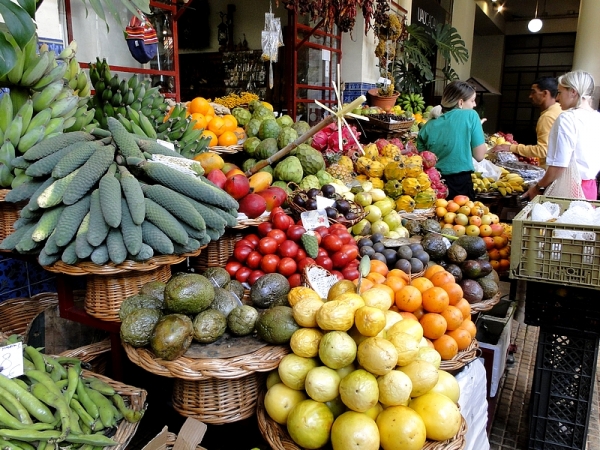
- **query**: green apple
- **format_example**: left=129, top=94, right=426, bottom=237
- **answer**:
left=383, top=210, right=402, bottom=230
left=364, top=205, right=382, bottom=223
left=370, top=189, right=387, bottom=202
left=355, top=192, right=373, bottom=207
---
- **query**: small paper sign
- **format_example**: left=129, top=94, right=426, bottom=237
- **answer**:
left=315, top=195, right=335, bottom=211
left=301, top=210, right=329, bottom=231
left=0, top=342, right=24, bottom=378
left=157, top=139, right=175, bottom=151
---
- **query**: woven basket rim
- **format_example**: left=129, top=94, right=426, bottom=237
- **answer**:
left=256, top=390, right=467, bottom=450
left=0, top=189, right=9, bottom=202
left=470, top=291, right=502, bottom=313
left=211, top=144, right=243, bottom=154
left=42, top=248, right=204, bottom=275
left=233, top=216, right=270, bottom=228
left=397, top=207, right=436, bottom=220
left=122, top=342, right=290, bottom=380
left=439, top=338, right=480, bottom=372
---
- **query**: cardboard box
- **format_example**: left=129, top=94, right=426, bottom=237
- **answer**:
left=143, top=418, right=208, bottom=450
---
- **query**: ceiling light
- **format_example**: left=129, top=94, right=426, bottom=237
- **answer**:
left=528, top=0, right=543, bottom=33
left=496, top=4, right=504, bottom=12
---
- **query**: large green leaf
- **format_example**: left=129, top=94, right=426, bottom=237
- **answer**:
left=0, top=32, right=17, bottom=78
left=431, top=24, right=469, bottom=65
left=0, top=0, right=36, bottom=48
left=16, top=0, right=35, bottom=19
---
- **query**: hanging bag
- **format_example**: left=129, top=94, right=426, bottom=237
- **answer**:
left=125, top=11, right=158, bottom=64
left=544, top=150, right=586, bottom=199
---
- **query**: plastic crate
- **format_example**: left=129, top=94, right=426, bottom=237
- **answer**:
left=528, top=326, right=599, bottom=450
left=525, top=282, right=600, bottom=332
left=510, top=195, right=600, bottom=289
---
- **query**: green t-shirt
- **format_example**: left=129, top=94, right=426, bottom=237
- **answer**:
left=416, top=109, right=485, bottom=175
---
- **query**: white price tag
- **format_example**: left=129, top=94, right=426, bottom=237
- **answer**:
left=0, top=342, right=24, bottom=378
left=315, top=195, right=335, bottom=210
left=157, top=139, right=175, bottom=151
left=301, top=210, right=329, bottom=231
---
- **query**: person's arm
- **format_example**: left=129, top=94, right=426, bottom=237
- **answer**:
left=523, top=166, right=565, bottom=199
left=470, top=111, right=486, bottom=162
left=509, top=113, right=556, bottom=159
left=472, top=143, right=487, bottom=162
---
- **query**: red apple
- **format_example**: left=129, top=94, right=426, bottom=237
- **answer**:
left=238, top=193, right=267, bottom=219
left=224, top=175, right=250, bottom=200
left=257, top=187, right=287, bottom=211
left=206, top=169, right=227, bottom=189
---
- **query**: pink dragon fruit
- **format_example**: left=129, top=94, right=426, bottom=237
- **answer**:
left=421, top=151, right=438, bottom=169
left=312, top=130, right=329, bottom=151
left=375, top=138, right=390, bottom=153
left=402, top=140, right=418, bottom=155
left=433, top=181, right=449, bottom=199
left=425, top=167, right=442, bottom=184
left=388, top=138, right=404, bottom=151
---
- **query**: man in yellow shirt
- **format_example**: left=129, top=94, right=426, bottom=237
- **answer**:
left=493, top=77, right=562, bottom=168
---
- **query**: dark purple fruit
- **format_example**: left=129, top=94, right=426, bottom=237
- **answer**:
left=305, top=198, right=318, bottom=210
left=334, top=199, right=351, bottom=214
left=293, top=194, right=306, bottom=208
left=325, top=207, right=338, bottom=219
left=321, top=184, right=336, bottom=198
left=345, top=212, right=358, bottom=221
left=306, top=188, right=321, bottom=199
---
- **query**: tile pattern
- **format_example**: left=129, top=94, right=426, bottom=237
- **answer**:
left=0, top=253, right=56, bottom=302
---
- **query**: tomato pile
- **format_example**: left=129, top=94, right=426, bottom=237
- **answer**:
left=225, top=208, right=361, bottom=287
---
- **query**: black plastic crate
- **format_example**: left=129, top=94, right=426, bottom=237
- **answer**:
left=528, top=326, right=599, bottom=449
left=525, top=282, right=600, bottom=333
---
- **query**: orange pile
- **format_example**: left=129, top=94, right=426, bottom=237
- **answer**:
left=355, top=260, right=476, bottom=361
left=182, top=97, right=241, bottom=148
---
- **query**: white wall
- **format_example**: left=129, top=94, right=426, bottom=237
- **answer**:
left=37, top=0, right=62, bottom=41
left=451, top=0, right=476, bottom=81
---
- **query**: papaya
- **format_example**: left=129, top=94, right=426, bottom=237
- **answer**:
left=248, top=171, right=273, bottom=193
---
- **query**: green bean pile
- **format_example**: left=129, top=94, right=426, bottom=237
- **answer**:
left=0, top=336, right=144, bottom=450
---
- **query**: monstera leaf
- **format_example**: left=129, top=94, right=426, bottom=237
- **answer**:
left=0, top=0, right=150, bottom=76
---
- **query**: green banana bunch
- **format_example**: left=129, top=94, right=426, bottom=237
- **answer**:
left=399, top=92, right=426, bottom=114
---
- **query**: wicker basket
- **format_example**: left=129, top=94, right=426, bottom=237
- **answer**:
left=211, top=144, right=243, bottom=154
left=172, top=372, right=265, bottom=424
left=59, top=339, right=111, bottom=375
left=0, top=292, right=59, bottom=338
left=256, top=390, right=467, bottom=450
left=122, top=342, right=290, bottom=380
left=190, top=229, right=245, bottom=273
left=0, top=189, right=25, bottom=244
left=398, top=207, right=436, bottom=221
left=287, top=189, right=367, bottom=227
left=470, top=291, right=502, bottom=314
left=439, top=338, right=481, bottom=373
left=363, top=114, right=415, bottom=132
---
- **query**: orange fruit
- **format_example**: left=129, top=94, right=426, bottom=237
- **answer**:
left=388, top=269, right=410, bottom=283
left=429, top=271, right=455, bottom=287
left=204, top=114, right=214, bottom=124
left=190, top=113, right=207, bottom=130
left=353, top=278, right=374, bottom=293
left=369, top=260, right=389, bottom=277
left=200, top=130, right=218, bottom=147
left=394, top=285, right=422, bottom=313
left=454, top=298, right=472, bottom=320
left=499, top=259, right=510, bottom=272
left=424, top=265, right=445, bottom=280
left=410, top=277, right=434, bottom=293
left=384, top=276, right=408, bottom=293
left=458, top=319, right=477, bottom=339
left=208, top=117, right=227, bottom=136
left=412, top=305, right=425, bottom=320
left=490, top=260, right=500, bottom=270
left=233, top=126, right=247, bottom=142
left=193, top=151, right=224, bottom=172
left=440, top=282, right=463, bottom=306
left=433, top=335, right=458, bottom=360
left=420, top=313, right=447, bottom=340
left=366, top=272, right=387, bottom=285
left=222, top=114, right=238, bottom=132
left=206, top=104, right=215, bottom=117
left=440, top=306, right=464, bottom=331
left=421, top=287, right=450, bottom=313
left=399, top=311, right=419, bottom=321
left=188, top=97, right=210, bottom=115
left=446, top=328, right=473, bottom=351
left=218, top=130, right=239, bottom=147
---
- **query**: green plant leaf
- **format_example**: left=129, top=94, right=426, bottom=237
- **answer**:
left=102, top=0, right=125, bottom=30
left=16, top=0, right=35, bottom=19
left=432, top=24, right=469, bottom=65
left=127, top=0, right=150, bottom=15
left=0, top=0, right=36, bottom=48
left=0, top=32, right=18, bottom=78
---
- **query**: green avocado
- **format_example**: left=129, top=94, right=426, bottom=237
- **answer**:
left=192, top=309, right=227, bottom=344
left=255, top=306, right=300, bottom=344
left=250, top=273, right=290, bottom=308
left=119, top=294, right=163, bottom=321
left=120, top=308, right=162, bottom=347
left=164, top=273, right=215, bottom=315
left=150, top=314, right=194, bottom=360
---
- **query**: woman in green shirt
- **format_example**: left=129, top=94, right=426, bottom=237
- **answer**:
left=417, top=81, right=487, bottom=199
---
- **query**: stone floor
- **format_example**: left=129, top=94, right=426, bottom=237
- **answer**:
left=488, top=280, right=600, bottom=450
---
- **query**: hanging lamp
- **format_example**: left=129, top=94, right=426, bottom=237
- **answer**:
left=528, top=0, right=543, bottom=33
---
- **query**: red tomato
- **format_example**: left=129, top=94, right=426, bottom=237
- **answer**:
left=314, top=226, right=330, bottom=239
left=296, top=219, right=304, bottom=226
left=244, top=234, right=261, bottom=248
left=315, top=255, right=333, bottom=271
left=342, top=266, right=360, bottom=281
left=331, top=250, right=351, bottom=269
left=295, top=248, right=307, bottom=262
left=233, top=244, right=253, bottom=263
left=270, top=206, right=285, bottom=218
left=278, top=240, right=299, bottom=259
left=267, top=229, right=287, bottom=245
left=277, top=257, right=297, bottom=277
left=330, top=228, right=353, bottom=244
left=248, top=270, right=265, bottom=286
left=235, top=266, right=252, bottom=283
left=261, top=254, right=280, bottom=273
left=286, top=225, right=306, bottom=242
left=317, top=247, right=329, bottom=260
left=225, top=261, right=242, bottom=276
left=340, top=244, right=359, bottom=260
left=347, top=259, right=360, bottom=267
left=258, top=237, right=278, bottom=255
left=257, top=221, right=273, bottom=237
left=297, top=257, right=316, bottom=272
left=329, top=223, right=347, bottom=233
left=235, top=238, right=255, bottom=250
left=245, top=251, right=263, bottom=270
left=272, top=213, right=292, bottom=231
left=289, top=273, right=302, bottom=288
left=331, top=270, right=345, bottom=281
left=322, top=234, right=343, bottom=253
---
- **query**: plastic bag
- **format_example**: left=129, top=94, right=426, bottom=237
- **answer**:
left=261, top=4, right=284, bottom=89
left=472, top=158, right=503, bottom=181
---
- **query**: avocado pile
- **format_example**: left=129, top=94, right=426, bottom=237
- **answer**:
left=120, top=269, right=300, bottom=361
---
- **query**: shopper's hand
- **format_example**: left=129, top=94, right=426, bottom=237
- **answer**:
left=492, top=144, right=511, bottom=153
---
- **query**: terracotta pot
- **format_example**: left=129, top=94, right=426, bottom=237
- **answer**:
left=367, top=88, right=399, bottom=112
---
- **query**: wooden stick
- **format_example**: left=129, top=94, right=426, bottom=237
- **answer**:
left=244, top=96, right=367, bottom=176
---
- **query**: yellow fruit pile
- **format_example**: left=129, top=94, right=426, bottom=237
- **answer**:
left=263, top=271, right=468, bottom=449
left=472, top=170, right=526, bottom=196
left=211, top=91, right=259, bottom=109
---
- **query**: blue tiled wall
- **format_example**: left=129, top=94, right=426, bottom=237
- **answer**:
left=0, top=253, right=57, bottom=302
left=343, top=82, right=376, bottom=104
